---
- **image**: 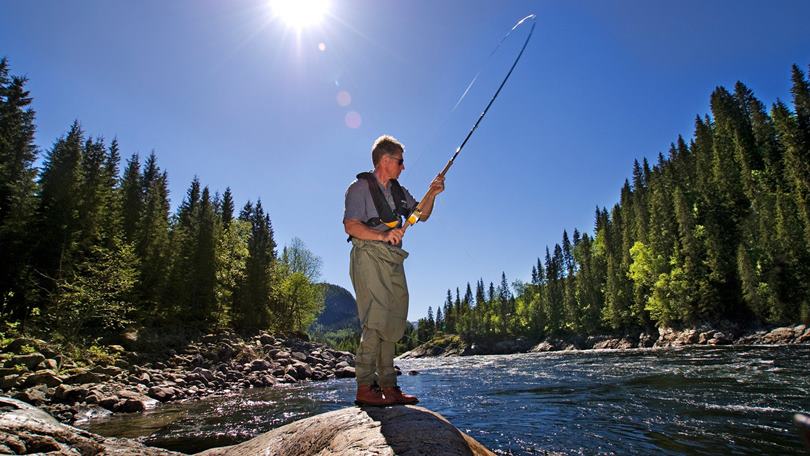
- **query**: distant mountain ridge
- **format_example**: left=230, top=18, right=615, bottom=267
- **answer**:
left=313, top=284, right=359, bottom=332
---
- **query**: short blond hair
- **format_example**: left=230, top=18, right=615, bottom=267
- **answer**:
left=371, top=135, right=404, bottom=167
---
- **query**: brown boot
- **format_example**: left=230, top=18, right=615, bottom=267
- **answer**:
left=355, top=384, right=397, bottom=407
left=382, top=386, right=419, bottom=405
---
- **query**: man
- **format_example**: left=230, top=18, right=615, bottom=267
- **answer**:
left=343, top=135, right=444, bottom=406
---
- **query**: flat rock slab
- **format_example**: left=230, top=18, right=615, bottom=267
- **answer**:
left=0, top=395, right=182, bottom=455
left=197, top=405, right=495, bottom=456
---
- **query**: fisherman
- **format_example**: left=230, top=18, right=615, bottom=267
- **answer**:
left=344, top=134, right=445, bottom=406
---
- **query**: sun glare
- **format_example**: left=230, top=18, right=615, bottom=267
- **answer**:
left=270, top=0, right=329, bottom=29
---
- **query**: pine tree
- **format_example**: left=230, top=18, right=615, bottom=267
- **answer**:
left=120, top=154, right=142, bottom=245
left=33, top=122, right=85, bottom=303
left=221, top=186, right=234, bottom=230
left=0, top=58, right=38, bottom=319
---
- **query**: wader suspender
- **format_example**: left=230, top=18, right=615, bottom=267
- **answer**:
left=347, top=172, right=411, bottom=242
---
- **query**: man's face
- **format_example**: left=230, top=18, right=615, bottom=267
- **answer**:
left=384, top=152, right=405, bottom=178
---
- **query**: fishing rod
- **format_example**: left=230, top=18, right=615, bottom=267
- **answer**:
left=403, top=14, right=537, bottom=229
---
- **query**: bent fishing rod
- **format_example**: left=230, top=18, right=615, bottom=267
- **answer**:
left=403, top=14, right=537, bottom=230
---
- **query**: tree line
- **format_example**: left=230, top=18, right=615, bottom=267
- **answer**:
left=0, top=57, right=324, bottom=343
left=414, top=65, right=810, bottom=344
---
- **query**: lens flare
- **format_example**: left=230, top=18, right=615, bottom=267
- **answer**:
left=336, top=90, right=351, bottom=107
left=345, top=111, right=362, bottom=129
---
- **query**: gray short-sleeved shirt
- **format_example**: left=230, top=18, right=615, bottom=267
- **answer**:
left=343, top=173, right=418, bottom=233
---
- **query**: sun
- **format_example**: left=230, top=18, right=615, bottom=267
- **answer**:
left=269, top=0, right=329, bottom=30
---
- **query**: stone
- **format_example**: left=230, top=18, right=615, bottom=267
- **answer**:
left=529, top=341, right=557, bottom=352
left=2, top=338, right=47, bottom=355
left=1, top=374, right=21, bottom=391
left=291, top=351, right=307, bottom=361
left=12, top=385, right=48, bottom=405
left=64, top=370, right=106, bottom=385
left=294, top=362, right=313, bottom=380
left=250, top=359, right=273, bottom=372
left=22, top=370, right=62, bottom=388
left=335, top=366, right=356, bottom=378
left=0, top=396, right=182, bottom=455
left=118, top=398, right=147, bottom=413
left=148, top=386, right=177, bottom=402
left=762, top=327, right=796, bottom=344
left=5, top=353, right=45, bottom=370
left=197, top=405, right=495, bottom=456
left=53, top=384, right=88, bottom=404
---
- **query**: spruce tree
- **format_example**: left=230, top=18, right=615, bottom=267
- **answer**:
left=0, top=58, right=38, bottom=319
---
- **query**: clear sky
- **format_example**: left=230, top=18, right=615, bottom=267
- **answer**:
left=3, top=1, right=810, bottom=321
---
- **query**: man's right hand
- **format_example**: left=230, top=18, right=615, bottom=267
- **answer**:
left=381, top=227, right=405, bottom=245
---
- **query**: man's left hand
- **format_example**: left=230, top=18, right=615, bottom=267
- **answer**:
left=430, top=175, right=445, bottom=195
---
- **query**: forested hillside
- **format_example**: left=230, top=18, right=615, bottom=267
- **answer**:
left=415, top=65, right=810, bottom=344
left=0, top=58, right=324, bottom=344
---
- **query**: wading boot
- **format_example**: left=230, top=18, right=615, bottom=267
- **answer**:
left=382, top=386, right=419, bottom=405
left=355, top=384, right=396, bottom=407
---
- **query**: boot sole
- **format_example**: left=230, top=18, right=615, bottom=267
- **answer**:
left=354, top=400, right=397, bottom=407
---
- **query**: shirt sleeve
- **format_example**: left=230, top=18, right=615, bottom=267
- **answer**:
left=343, top=180, right=367, bottom=222
left=402, top=186, right=418, bottom=212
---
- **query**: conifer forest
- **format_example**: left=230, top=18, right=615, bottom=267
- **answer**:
left=2, top=57, right=810, bottom=349
left=414, top=64, right=810, bottom=344
left=0, top=57, right=324, bottom=344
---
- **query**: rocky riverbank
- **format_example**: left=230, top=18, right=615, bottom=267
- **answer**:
left=0, top=331, right=357, bottom=424
left=399, top=323, right=810, bottom=358
left=1, top=395, right=498, bottom=456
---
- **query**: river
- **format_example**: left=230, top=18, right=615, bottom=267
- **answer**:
left=79, top=345, right=810, bottom=454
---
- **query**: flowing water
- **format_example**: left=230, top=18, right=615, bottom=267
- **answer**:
left=79, top=345, right=810, bottom=455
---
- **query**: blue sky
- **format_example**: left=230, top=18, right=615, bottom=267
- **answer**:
left=3, top=1, right=810, bottom=321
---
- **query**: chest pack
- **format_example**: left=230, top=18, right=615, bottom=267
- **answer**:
left=357, top=172, right=410, bottom=229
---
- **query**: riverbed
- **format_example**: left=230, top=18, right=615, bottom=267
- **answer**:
left=79, top=345, right=810, bottom=454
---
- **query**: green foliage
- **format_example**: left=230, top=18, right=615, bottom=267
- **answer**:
left=435, top=64, right=810, bottom=339
left=45, top=242, right=139, bottom=342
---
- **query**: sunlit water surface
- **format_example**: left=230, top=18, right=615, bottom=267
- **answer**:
left=79, top=346, right=810, bottom=455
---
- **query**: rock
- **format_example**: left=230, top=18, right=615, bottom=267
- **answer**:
left=52, top=385, right=88, bottom=404
left=530, top=341, right=558, bottom=352
left=0, top=395, right=182, bottom=455
left=250, top=359, right=273, bottom=372
left=5, top=353, right=45, bottom=370
left=12, top=386, right=48, bottom=405
left=1, top=374, right=21, bottom=390
left=335, top=366, right=356, bottom=378
left=291, top=351, right=307, bottom=362
left=638, top=332, right=658, bottom=348
left=197, top=405, right=495, bottom=456
left=408, top=370, right=419, bottom=375
left=64, top=370, right=106, bottom=385
left=118, top=398, right=147, bottom=413
left=707, top=332, right=732, bottom=346
left=1, top=338, right=47, bottom=355
left=90, top=365, right=123, bottom=377
left=762, top=327, right=796, bottom=344
left=798, top=328, right=810, bottom=344
left=148, top=386, right=177, bottom=402
left=22, top=370, right=62, bottom=388
left=193, top=367, right=216, bottom=383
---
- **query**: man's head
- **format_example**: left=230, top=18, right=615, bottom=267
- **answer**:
left=371, top=135, right=406, bottom=180
left=371, top=135, right=405, bottom=167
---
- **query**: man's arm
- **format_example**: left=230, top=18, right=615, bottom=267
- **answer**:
left=414, top=175, right=445, bottom=221
left=344, top=219, right=405, bottom=245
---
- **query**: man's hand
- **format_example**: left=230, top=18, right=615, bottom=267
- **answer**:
left=429, top=175, right=445, bottom=195
left=382, top=227, right=405, bottom=245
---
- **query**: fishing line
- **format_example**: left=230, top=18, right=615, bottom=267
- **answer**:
left=406, top=14, right=537, bottom=228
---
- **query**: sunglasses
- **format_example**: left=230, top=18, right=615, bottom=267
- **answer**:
left=388, top=155, right=404, bottom=166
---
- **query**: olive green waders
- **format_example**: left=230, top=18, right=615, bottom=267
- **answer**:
left=349, top=238, right=409, bottom=388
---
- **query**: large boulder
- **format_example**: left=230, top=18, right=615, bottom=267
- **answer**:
left=197, top=405, right=495, bottom=456
left=0, top=395, right=182, bottom=455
